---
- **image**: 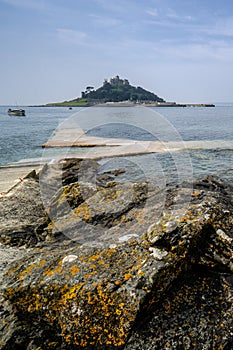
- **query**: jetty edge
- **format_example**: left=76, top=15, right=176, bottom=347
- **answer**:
left=0, top=163, right=42, bottom=194
left=0, top=157, right=232, bottom=349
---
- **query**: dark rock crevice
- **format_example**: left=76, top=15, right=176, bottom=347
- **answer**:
left=125, top=266, right=233, bottom=350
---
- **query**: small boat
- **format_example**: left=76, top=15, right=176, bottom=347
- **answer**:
left=8, top=108, right=26, bottom=116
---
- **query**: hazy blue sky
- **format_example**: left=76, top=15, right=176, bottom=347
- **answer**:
left=1, top=0, right=233, bottom=104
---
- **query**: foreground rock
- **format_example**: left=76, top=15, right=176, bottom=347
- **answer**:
left=0, top=159, right=232, bottom=349
left=0, top=170, right=50, bottom=247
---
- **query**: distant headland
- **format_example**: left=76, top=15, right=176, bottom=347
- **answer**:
left=44, top=75, right=215, bottom=107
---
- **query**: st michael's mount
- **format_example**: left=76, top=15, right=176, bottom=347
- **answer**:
left=45, top=76, right=215, bottom=107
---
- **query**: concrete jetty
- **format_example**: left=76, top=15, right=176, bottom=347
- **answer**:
left=0, top=165, right=41, bottom=195
left=41, top=126, right=232, bottom=159
left=1, top=118, right=231, bottom=194
left=1, top=137, right=232, bottom=194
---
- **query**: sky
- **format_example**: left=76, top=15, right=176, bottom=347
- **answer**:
left=1, top=0, right=233, bottom=105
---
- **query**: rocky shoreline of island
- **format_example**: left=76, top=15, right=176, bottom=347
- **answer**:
left=0, top=158, right=232, bottom=349
left=42, top=101, right=215, bottom=108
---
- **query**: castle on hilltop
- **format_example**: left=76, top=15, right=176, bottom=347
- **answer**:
left=104, top=75, right=129, bottom=86
left=80, top=75, right=165, bottom=104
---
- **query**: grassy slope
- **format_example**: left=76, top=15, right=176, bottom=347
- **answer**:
left=46, top=98, right=89, bottom=107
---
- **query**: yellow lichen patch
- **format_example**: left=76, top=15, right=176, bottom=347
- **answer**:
left=47, top=221, right=55, bottom=230
left=88, top=254, right=100, bottom=262
left=138, top=270, right=145, bottom=277
left=115, top=309, right=122, bottom=315
left=60, top=284, right=83, bottom=303
left=5, top=277, right=138, bottom=348
left=115, top=189, right=122, bottom=196
left=70, top=265, right=80, bottom=276
left=97, top=259, right=105, bottom=265
left=124, top=273, right=132, bottom=281
left=43, top=260, right=63, bottom=277
left=114, top=280, right=122, bottom=286
left=142, top=286, right=151, bottom=293
left=105, top=247, right=117, bottom=257
left=27, top=293, right=43, bottom=312
left=74, top=203, right=91, bottom=222
left=192, top=190, right=203, bottom=197
left=39, top=259, right=46, bottom=266
left=3, top=240, right=149, bottom=348
left=57, top=183, right=81, bottom=204
left=84, top=271, right=95, bottom=279
left=4, top=267, right=17, bottom=276
left=19, top=262, right=39, bottom=280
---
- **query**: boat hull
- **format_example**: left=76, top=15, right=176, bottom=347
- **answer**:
left=8, top=109, right=26, bottom=116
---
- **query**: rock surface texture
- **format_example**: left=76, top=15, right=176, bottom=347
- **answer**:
left=0, top=159, right=232, bottom=349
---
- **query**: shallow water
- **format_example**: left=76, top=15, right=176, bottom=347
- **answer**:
left=0, top=104, right=232, bottom=184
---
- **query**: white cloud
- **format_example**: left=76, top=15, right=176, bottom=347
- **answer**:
left=113, top=35, right=233, bottom=64
left=184, top=15, right=193, bottom=21
left=56, top=28, right=88, bottom=45
left=166, top=8, right=179, bottom=19
left=165, top=8, right=194, bottom=21
left=146, top=8, right=159, bottom=17
left=202, top=17, right=233, bottom=37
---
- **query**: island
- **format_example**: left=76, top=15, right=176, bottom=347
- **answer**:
left=45, top=75, right=215, bottom=107
left=45, top=75, right=164, bottom=107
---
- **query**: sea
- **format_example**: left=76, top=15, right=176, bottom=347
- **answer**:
left=0, top=104, right=232, bottom=186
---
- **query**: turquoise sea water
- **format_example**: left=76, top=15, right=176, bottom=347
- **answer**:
left=0, top=104, right=232, bottom=183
